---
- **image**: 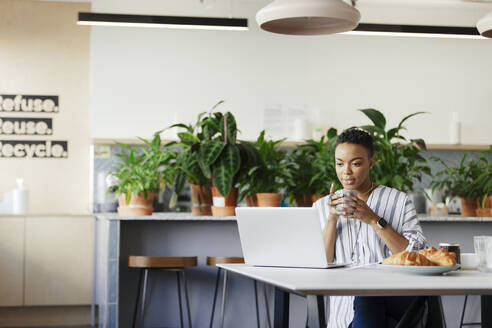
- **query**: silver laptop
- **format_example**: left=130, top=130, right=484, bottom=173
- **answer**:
left=235, top=207, right=347, bottom=269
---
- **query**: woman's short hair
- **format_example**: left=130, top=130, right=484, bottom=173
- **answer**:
left=335, top=128, right=374, bottom=157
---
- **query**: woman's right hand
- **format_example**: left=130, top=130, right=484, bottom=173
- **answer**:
left=327, top=183, right=345, bottom=221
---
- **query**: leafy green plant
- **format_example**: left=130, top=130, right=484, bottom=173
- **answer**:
left=171, top=102, right=260, bottom=198
left=285, top=146, right=316, bottom=204
left=431, top=146, right=492, bottom=202
left=199, top=112, right=261, bottom=197
left=283, top=129, right=338, bottom=203
left=169, top=107, right=219, bottom=191
left=308, top=128, right=343, bottom=196
left=108, top=132, right=176, bottom=205
left=239, top=130, right=290, bottom=198
left=356, top=109, right=431, bottom=192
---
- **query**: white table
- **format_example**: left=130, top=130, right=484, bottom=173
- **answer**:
left=218, top=264, right=492, bottom=328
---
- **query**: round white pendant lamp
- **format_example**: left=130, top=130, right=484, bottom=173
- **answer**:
left=256, top=0, right=361, bottom=35
left=477, top=11, right=492, bottom=38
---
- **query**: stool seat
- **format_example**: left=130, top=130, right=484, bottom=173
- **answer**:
left=128, top=256, right=197, bottom=269
left=206, top=256, right=244, bottom=266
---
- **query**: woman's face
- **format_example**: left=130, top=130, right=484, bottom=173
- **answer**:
left=334, top=142, right=374, bottom=190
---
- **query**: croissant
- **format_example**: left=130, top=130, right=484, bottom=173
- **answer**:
left=419, top=247, right=457, bottom=266
left=382, top=251, right=436, bottom=266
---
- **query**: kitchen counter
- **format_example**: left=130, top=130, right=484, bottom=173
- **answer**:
left=96, top=212, right=492, bottom=222
left=93, top=212, right=492, bottom=328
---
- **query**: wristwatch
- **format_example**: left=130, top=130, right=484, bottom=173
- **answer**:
left=376, top=217, right=388, bottom=230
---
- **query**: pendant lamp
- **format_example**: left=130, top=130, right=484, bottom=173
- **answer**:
left=477, top=11, right=492, bottom=38
left=256, top=0, right=360, bottom=35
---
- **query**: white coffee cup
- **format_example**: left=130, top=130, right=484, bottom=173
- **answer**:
left=460, top=253, right=479, bottom=270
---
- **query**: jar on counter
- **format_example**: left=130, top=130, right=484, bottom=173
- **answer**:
left=439, top=243, right=461, bottom=264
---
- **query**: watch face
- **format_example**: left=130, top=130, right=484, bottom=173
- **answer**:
left=378, top=217, right=387, bottom=228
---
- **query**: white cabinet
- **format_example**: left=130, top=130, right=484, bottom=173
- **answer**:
left=0, top=215, right=93, bottom=306
left=0, top=217, right=24, bottom=306
left=24, top=216, right=93, bottom=305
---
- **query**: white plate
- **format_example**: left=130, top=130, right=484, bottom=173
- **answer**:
left=377, top=264, right=460, bottom=275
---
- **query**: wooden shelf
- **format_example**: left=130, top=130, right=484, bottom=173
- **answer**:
left=425, top=144, right=489, bottom=151
left=92, top=138, right=306, bottom=147
left=92, top=138, right=489, bottom=151
left=93, top=138, right=176, bottom=145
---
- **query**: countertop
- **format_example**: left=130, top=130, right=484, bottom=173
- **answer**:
left=94, top=212, right=492, bottom=222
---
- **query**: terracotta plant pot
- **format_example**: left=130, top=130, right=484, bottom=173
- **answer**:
left=460, top=197, right=479, bottom=217
left=117, top=192, right=155, bottom=216
left=211, top=206, right=236, bottom=216
left=211, top=186, right=238, bottom=207
left=245, top=194, right=258, bottom=207
left=476, top=208, right=491, bottom=217
left=256, top=193, right=282, bottom=207
left=210, top=187, right=238, bottom=216
left=312, top=194, right=326, bottom=203
left=295, top=194, right=313, bottom=207
left=190, top=184, right=212, bottom=216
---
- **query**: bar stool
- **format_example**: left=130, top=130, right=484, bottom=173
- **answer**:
left=207, top=256, right=271, bottom=328
left=129, top=256, right=197, bottom=328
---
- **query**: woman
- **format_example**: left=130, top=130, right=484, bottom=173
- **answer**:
left=313, top=128, right=427, bottom=328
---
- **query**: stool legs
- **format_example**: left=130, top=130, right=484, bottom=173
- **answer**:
left=182, top=270, right=193, bottom=328
left=254, top=280, right=260, bottom=328
left=176, top=271, right=184, bottom=328
left=131, top=268, right=192, bottom=328
left=209, top=268, right=222, bottom=328
left=140, top=269, right=149, bottom=328
left=211, top=269, right=262, bottom=328
left=132, top=269, right=144, bottom=328
left=219, top=270, right=229, bottom=328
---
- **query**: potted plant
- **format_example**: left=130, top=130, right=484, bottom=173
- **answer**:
left=237, top=140, right=261, bottom=207
left=285, top=146, right=316, bottom=207
left=194, top=106, right=260, bottom=215
left=430, top=150, right=489, bottom=217
left=170, top=107, right=220, bottom=215
left=356, top=109, right=431, bottom=193
left=108, top=131, right=175, bottom=216
left=475, top=146, right=492, bottom=217
left=240, top=131, right=290, bottom=207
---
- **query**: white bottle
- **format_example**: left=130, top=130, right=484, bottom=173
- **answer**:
left=12, top=178, right=28, bottom=215
left=450, top=112, right=461, bottom=145
left=294, top=118, right=308, bottom=141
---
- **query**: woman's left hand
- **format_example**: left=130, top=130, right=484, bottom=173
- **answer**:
left=342, top=195, right=380, bottom=225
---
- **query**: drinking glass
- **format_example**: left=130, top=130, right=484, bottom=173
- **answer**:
left=474, top=236, right=492, bottom=272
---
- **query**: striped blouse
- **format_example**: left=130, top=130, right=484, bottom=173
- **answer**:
left=313, top=185, right=428, bottom=328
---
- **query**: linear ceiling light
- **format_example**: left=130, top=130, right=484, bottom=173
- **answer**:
left=344, top=23, right=484, bottom=39
left=77, top=12, right=248, bottom=31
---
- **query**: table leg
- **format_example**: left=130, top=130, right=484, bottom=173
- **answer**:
left=274, top=287, right=289, bottom=328
left=482, top=295, right=492, bottom=328
left=307, top=295, right=326, bottom=328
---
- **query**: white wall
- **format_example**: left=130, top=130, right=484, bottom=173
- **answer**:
left=90, top=0, right=492, bottom=144
left=0, top=0, right=91, bottom=214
